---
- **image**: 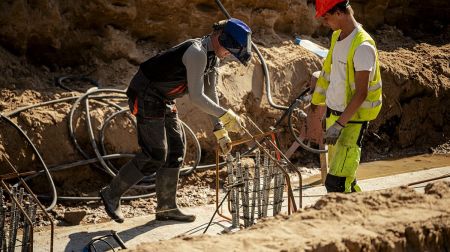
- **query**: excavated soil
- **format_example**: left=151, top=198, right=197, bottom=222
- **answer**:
left=132, top=181, right=450, bottom=252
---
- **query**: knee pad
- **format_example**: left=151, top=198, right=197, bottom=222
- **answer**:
left=325, top=174, right=346, bottom=193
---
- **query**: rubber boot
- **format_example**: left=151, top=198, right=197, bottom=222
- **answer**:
left=99, top=161, right=144, bottom=223
left=155, top=168, right=196, bottom=222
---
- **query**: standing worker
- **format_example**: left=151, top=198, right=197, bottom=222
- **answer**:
left=311, top=0, right=382, bottom=193
left=100, top=18, right=252, bottom=223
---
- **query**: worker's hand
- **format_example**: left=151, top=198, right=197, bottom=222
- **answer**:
left=324, top=122, right=344, bottom=145
left=214, top=128, right=232, bottom=155
left=219, top=109, right=244, bottom=133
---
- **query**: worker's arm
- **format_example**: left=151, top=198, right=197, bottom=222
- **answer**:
left=183, top=42, right=227, bottom=118
left=203, top=66, right=221, bottom=126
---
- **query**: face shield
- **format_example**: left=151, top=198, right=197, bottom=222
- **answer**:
left=220, top=32, right=252, bottom=65
left=219, top=18, right=253, bottom=65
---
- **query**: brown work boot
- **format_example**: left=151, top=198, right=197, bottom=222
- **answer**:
left=155, top=168, right=196, bottom=222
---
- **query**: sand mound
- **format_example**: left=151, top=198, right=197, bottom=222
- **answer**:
left=132, top=181, right=450, bottom=252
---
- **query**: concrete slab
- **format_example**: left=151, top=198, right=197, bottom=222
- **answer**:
left=33, top=204, right=232, bottom=252
left=301, top=166, right=450, bottom=207
left=33, top=166, right=450, bottom=252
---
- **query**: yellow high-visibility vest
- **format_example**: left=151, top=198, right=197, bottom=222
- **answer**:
left=312, top=28, right=382, bottom=121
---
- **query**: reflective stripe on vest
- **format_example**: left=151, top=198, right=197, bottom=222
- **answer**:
left=350, top=81, right=382, bottom=92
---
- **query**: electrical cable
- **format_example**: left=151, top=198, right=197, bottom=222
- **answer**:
left=0, top=113, right=57, bottom=211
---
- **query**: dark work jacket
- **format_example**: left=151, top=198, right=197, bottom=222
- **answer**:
left=129, top=39, right=217, bottom=100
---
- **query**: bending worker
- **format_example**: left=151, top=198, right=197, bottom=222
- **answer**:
left=311, top=0, right=382, bottom=193
left=100, top=18, right=252, bottom=223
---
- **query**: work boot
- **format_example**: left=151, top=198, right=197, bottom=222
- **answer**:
left=155, top=168, right=196, bottom=222
left=99, top=161, right=144, bottom=223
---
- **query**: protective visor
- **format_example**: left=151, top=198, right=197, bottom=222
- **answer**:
left=220, top=32, right=252, bottom=65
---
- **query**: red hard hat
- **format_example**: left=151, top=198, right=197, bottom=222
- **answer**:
left=315, top=0, right=347, bottom=18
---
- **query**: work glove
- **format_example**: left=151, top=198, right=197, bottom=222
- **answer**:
left=324, top=122, right=344, bottom=145
left=219, top=109, right=244, bottom=133
left=214, top=128, right=232, bottom=155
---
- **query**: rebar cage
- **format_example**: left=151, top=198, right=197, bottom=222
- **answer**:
left=0, top=155, right=54, bottom=252
left=215, top=129, right=303, bottom=229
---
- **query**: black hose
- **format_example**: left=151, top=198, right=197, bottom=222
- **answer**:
left=4, top=94, right=127, bottom=118
left=55, top=75, right=100, bottom=92
left=99, top=109, right=137, bottom=171
left=215, top=0, right=287, bottom=110
left=84, top=95, right=118, bottom=176
left=39, top=192, right=155, bottom=201
left=0, top=113, right=57, bottom=211
left=98, top=108, right=202, bottom=176
left=68, top=88, right=126, bottom=176
left=179, top=120, right=202, bottom=176
left=3, top=87, right=211, bottom=210
left=18, top=154, right=135, bottom=184
left=287, top=100, right=328, bottom=154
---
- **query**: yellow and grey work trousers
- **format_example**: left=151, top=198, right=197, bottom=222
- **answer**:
left=325, top=110, right=368, bottom=193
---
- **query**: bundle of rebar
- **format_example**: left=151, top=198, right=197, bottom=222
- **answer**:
left=225, top=150, right=286, bottom=228
left=0, top=186, right=38, bottom=252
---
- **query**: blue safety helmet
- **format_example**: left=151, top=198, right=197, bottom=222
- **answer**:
left=218, top=18, right=252, bottom=65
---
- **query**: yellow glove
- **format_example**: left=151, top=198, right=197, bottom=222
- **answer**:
left=213, top=128, right=232, bottom=155
left=219, top=109, right=244, bottom=133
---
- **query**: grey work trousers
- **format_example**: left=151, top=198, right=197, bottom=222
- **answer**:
left=126, top=71, right=185, bottom=176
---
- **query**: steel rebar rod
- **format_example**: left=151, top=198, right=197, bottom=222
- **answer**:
left=273, top=157, right=279, bottom=216
left=243, top=164, right=250, bottom=227
left=243, top=116, right=301, bottom=210
left=256, top=150, right=262, bottom=219
left=22, top=201, right=31, bottom=252
left=251, top=150, right=259, bottom=224
left=0, top=181, right=35, bottom=252
left=235, top=153, right=242, bottom=227
left=10, top=187, right=25, bottom=250
left=0, top=206, right=5, bottom=251
left=261, top=152, right=269, bottom=217
left=0, top=189, right=4, bottom=251
left=278, top=169, right=285, bottom=213
left=226, top=154, right=238, bottom=228
left=4, top=155, right=53, bottom=252
left=7, top=186, right=17, bottom=252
